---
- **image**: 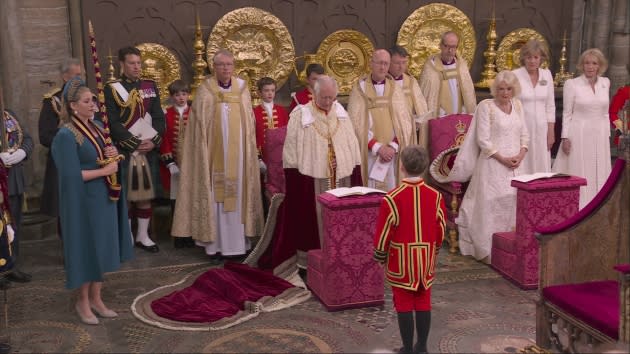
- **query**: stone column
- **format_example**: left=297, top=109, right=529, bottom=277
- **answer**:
left=0, top=0, right=27, bottom=112
left=609, top=0, right=630, bottom=91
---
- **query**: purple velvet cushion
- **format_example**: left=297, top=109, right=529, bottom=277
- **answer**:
left=543, top=281, right=619, bottom=340
left=614, top=264, right=630, bottom=274
left=263, top=126, right=287, bottom=194
left=492, top=232, right=517, bottom=254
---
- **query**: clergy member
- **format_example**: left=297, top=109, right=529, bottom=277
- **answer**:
left=388, top=45, right=429, bottom=148
left=281, top=75, right=362, bottom=268
left=348, top=49, right=413, bottom=191
left=419, top=31, right=477, bottom=119
left=171, top=49, right=263, bottom=264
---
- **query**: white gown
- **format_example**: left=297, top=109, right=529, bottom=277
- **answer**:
left=513, top=67, right=555, bottom=173
left=552, top=75, right=611, bottom=209
left=455, top=99, right=529, bottom=261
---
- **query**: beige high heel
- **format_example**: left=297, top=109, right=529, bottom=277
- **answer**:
left=75, top=303, right=99, bottom=325
left=90, top=303, right=118, bottom=318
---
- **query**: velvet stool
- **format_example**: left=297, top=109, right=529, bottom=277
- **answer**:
left=307, top=193, right=384, bottom=311
left=491, top=175, right=586, bottom=289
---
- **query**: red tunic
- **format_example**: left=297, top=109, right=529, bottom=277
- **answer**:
left=609, top=85, right=629, bottom=145
left=159, top=105, right=189, bottom=191
left=373, top=179, right=446, bottom=291
left=253, top=104, right=289, bottom=160
left=288, top=87, right=313, bottom=112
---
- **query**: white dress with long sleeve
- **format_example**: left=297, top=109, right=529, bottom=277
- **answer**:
left=455, top=99, right=529, bottom=261
left=552, top=75, right=611, bottom=209
left=513, top=67, right=555, bottom=173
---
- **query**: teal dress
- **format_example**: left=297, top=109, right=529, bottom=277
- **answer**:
left=52, top=122, right=133, bottom=289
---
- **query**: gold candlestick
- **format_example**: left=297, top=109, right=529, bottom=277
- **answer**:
left=106, top=47, right=116, bottom=82
left=191, top=12, right=207, bottom=98
left=475, top=7, right=498, bottom=88
left=554, top=31, right=574, bottom=87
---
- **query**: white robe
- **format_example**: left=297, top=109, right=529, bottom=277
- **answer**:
left=552, top=75, right=611, bottom=209
left=455, top=99, right=529, bottom=261
left=513, top=67, right=556, bottom=173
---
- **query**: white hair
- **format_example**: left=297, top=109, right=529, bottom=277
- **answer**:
left=313, top=75, right=338, bottom=96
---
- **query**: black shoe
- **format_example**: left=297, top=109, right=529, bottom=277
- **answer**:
left=208, top=254, right=223, bottom=266
left=135, top=242, right=159, bottom=253
left=184, top=237, right=196, bottom=248
left=7, top=269, right=32, bottom=283
left=173, top=237, right=186, bottom=249
left=0, top=342, right=10, bottom=354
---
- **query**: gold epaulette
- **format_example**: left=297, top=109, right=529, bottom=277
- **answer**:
left=106, top=78, right=120, bottom=85
left=43, top=87, right=61, bottom=99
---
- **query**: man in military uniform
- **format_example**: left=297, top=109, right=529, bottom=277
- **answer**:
left=38, top=58, right=82, bottom=225
left=104, top=46, right=165, bottom=253
left=0, top=109, right=34, bottom=282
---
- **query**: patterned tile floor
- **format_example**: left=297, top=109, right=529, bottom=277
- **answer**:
left=4, top=213, right=539, bottom=353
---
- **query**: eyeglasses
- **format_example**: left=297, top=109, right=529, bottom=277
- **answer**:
left=371, top=60, right=390, bottom=67
left=441, top=44, right=458, bottom=50
left=214, top=62, right=234, bottom=68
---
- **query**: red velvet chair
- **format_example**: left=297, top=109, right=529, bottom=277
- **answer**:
left=536, top=158, right=629, bottom=352
left=426, top=114, right=473, bottom=253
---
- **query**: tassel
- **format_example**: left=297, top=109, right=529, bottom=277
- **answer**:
left=131, top=159, right=139, bottom=190
left=142, top=160, right=151, bottom=190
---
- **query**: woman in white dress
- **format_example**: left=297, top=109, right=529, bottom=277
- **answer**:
left=512, top=40, right=555, bottom=173
left=455, top=71, right=529, bottom=263
left=552, top=48, right=611, bottom=209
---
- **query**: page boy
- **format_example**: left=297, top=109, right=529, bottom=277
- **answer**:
left=373, top=145, right=447, bottom=353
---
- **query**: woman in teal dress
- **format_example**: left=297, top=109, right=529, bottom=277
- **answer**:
left=52, top=78, right=133, bottom=325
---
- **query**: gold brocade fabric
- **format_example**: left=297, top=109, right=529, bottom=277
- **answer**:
left=283, top=101, right=361, bottom=181
left=171, top=76, right=263, bottom=243
left=208, top=80, right=242, bottom=212
left=348, top=76, right=414, bottom=186
left=418, top=54, right=477, bottom=118
left=364, top=80, right=396, bottom=144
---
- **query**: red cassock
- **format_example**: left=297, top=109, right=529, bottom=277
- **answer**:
left=609, top=85, right=629, bottom=145
left=253, top=104, right=289, bottom=160
left=373, top=179, right=447, bottom=293
left=288, top=87, right=313, bottom=113
left=159, top=105, right=189, bottom=192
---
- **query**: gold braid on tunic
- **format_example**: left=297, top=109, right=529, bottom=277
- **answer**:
left=311, top=114, right=340, bottom=189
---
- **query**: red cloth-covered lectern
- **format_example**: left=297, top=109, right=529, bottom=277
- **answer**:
left=307, top=193, right=385, bottom=311
left=491, top=175, right=587, bottom=289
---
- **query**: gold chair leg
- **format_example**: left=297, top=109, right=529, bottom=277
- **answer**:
left=448, top=228, right=458, bottom=254
left=448, top=193, right=459, bottom=254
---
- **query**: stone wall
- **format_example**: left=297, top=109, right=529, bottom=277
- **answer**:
left=0, top=0, right=71, bottom=206
left=78, top=0, right=575, bottom=101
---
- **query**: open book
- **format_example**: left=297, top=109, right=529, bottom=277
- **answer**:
left=326, top=186, right=386, bottom=198
left=128, top=113, right=158, bottom=140
left=511, top=172, right=570, bottom=183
